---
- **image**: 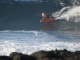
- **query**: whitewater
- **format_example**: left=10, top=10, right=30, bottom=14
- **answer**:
left=53, top=6, right=80, bottom=22
left=0, top=30, right=80, bottom=56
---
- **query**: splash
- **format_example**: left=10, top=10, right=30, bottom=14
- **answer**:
left=53, top=6, right=80, bottom=22
left=52, top=0, right=80, bottom=22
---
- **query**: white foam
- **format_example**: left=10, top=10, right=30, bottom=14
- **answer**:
left=53, top=6, right=80, bottom=22
left=0, top=40, right=80, bottom=56
left=0, top=31, right=80, bottom=56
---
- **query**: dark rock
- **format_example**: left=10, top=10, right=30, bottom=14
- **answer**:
left=13, top=54, right=36, bottom=60
left=74, top=51, right=80, bottom=55
left=9, top=52, right=36, bottom=60
left=9, top=52, right=22, bottom=58
left=3, top=49, right=80, bottom=60
left=54, top=49, right=73, bottom=57
left=31, top=50, right=48, bottom=60
left=73, top=51, right=80, bottom=60
left=0, top=56, right=12, bottom=60
left=30, top=50, right=64, bottom=60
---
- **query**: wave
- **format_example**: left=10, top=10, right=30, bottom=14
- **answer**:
left=52, top=0, right=80, bottom=22
left=0, top=40, right=80, bottom=56
left=53, top=6, right=80, bottom=22
left=0, top=30, right=80, bottom=56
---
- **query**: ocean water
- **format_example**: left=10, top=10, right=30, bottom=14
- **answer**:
left=0, top=0, right=80, bottom=56
left=0, top=30, right=80, bottom=56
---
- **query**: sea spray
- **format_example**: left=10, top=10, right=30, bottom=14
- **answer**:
left=53, top=6, right=80, bottom=22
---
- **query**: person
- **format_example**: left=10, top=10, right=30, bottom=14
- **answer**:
left=40, top=12, right=55, bottom=23
left=41, top=12, right=47, bottom=19
left=41, top=12, right=50, bottom=18
left=41, top=12, right=52, bottom=19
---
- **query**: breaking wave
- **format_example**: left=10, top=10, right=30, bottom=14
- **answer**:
left=53, top=0, right=80, bottom=23
left=53, top=6, right=80, bottom=22
left=0, top=30, right=80, bottom=56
